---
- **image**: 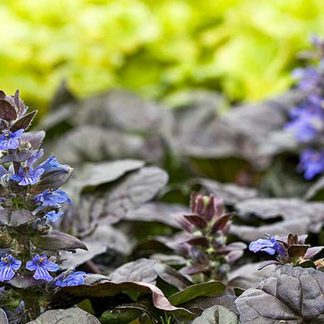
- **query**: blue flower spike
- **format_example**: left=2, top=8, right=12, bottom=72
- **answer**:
left=0, top=255, right=21, bottom=281
left=26, top=254, right=60, bottom=282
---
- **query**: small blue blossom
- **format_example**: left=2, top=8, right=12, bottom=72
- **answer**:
left=45, top=210, right=64, bottom=223
left=38, top=155, right=70, bottom=173
left=0, top=129, right=24, bottom=150
left=11, top=167, right=44, bottom=186
left=26, top=254, right=59, bottom=282
left=34, top=189, right=72, bottom=209
left=249, top=236, right=285, bottom=256
left=297, top=149, right=324, bottom=180
left=11, top=150, right=45, bottom=186
left=0, top=254, right=21, bottom=281
left=55, top=271, right=86, bottom=287
left=285, top=110, right=323, bottom=143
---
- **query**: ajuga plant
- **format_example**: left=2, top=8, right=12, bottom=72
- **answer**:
left=0, top=90, right=87, bottom=321
left=177, top=193, right=245, bottom=282
left=250, top=233, right=324, bottom=270
left=285, top=36, right=324, bottom=180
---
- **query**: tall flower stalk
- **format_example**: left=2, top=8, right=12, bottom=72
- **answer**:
left=178, top=193, right=245, bottom=282
left=0, top=90, right=87, bottom=321
left=286, top=36, right=324, bottom=180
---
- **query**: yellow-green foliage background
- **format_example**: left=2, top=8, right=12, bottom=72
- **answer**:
left=0, top=0, right=323, bottom=111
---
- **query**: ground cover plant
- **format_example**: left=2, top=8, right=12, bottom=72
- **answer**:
left=1, top=41, right=324, bottom=323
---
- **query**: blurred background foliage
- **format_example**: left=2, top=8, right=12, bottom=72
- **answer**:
left=0, top=0, right=323, bottom=113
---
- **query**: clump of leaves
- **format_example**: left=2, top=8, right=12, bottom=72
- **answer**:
left=177, top=193, right=246, bottom=282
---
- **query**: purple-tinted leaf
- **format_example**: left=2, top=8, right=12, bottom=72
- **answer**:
left=232, top=198, right=324, bottom=241
left=53, top=125, right=164, bottom=165
left=20, top=131, right=45, bottom=149
left=287, top=245, right=309, bottom=258
left=100, top=167, right=168, bottom=224
left=192, top=305, right=239, bottom=324
left=50, top=274, right=189, bottom=314
left=183, top=214, right=207, bottom=229
left=185, top=237, right=209, bottom=247
left=225, top=250, right=244, bottom=263
left=72, top=89, right=172, bottom=134
left=304, top=246, right=324, bottom=259
left=198, top=178, right=258, bottom=205
left=110, top=259, right=158, bottom=284
left=64, top=159, right=144, bottom=200
left=110, top=258, right=190, bottom=291
left=31, top=230, right=87, bottom=251
left=235, top=266, right=324, bottom=323
left=10, top=111, right=37, bottom=132
left=30, top=168, right=73, bottom=194
left=228, top=263, right=277, bottom=290
left=28, top=308, right=100, bottom=324
left=0, top=209, right=35, bottom=227
left=257, top=260, right=281, bottom=270
left=60, top=225, right=132, bottom=269
left=124, top=202, right=185, bottom=229
left=0, top=98, right=17, bottom=121
left=212, top=214, right=231, bottom=232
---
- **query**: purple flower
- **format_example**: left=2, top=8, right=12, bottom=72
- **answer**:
left=249, top=236, right=285, bottom=256
left=38, top=155, right=70, bottom=173
left=11, top=167, right=44, bottom=186
left=45, top=210, right=64, bottom=223
left=55, top=271, right=86, bottom=287
left=11, top=150, right=44, bottom=186
left=0, top=254, right=21, bottom=281
left=285, top=110, right=323, bottom=143
left=0, top=129, right=24, bottom=150
left=293, top=67, right=322, bottom=92
left=34, top=189, right=72, bottom=208
left=26, top=254, right=59, bottom=282
left=297, top=149, right=324, bottom=180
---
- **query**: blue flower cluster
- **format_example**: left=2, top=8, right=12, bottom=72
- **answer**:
left=285, top=37, right=324, bottom=180
left=0, top=90, right=86, bottom=287
left=0, top=253, right=84, bottom=286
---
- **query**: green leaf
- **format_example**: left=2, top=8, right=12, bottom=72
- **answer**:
left=168, top=281, right=225, bottom=306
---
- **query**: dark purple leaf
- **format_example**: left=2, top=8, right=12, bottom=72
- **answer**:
left=235, top=266, right=324, bottom=323
left=0, top=98, right=17, bottom=121
left=30, top=168, right=74, bottom=194
left=183, top=215, right=207, bottom=229
left=31, top=230, right=87, bottom=251
left=10, top=110, right=37, bottom=132
left=109, top=258, right=190, bottom=290
left=185, top=237, right=209, bottom=247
